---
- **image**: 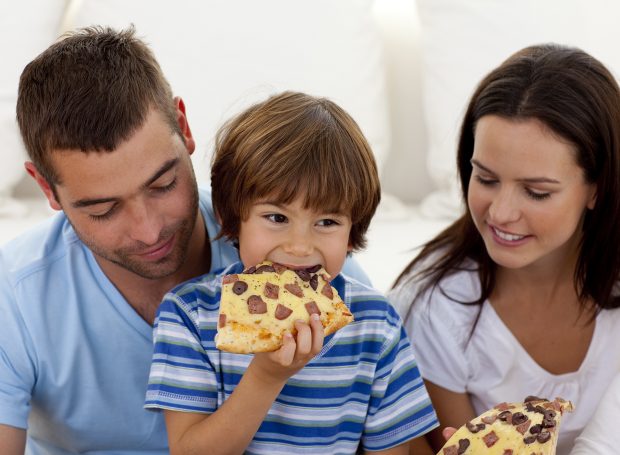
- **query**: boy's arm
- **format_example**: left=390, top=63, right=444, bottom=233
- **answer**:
left=0, top=425, right=25, bottom=455
left=165, top=317, right=324, bottom=455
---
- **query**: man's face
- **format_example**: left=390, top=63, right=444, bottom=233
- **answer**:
left=45, top=106, right=199, bottom=280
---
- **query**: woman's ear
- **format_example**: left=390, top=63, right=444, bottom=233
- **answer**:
left=24, top=162, right=62, bottom=211
left=587, top=185, right=597, bottom=210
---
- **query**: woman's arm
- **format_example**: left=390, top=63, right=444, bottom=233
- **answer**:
left=423, top=380, right=476, bottom=452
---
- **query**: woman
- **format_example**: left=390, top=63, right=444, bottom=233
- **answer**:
left=389, top=44, right=620, bottom=455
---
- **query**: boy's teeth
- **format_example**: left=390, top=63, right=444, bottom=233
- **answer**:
left=494, top=228, right=524, bottom=241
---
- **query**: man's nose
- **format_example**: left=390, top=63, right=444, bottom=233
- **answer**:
left=126, top=200, right=162, bottom=245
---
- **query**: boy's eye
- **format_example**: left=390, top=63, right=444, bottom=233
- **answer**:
left=316, top=218, right=339, bottom=227
left=266, top=214, right=288, bottom=223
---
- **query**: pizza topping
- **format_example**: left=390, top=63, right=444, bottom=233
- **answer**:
left=537, top=430, right=551, bottom=443
left=321, top=283, right=334, bottom=299
left=515, top=419, right=531, bottom=434
left=309, top=274, right=319, bottom=291
left=497, top=410, right=512, bottom=422
left=524, top=435, right=537, bottom=444
left=481, top=415, right=497, bottom=424
left=511, top=412, right=528, bottom=425
left=243, top=265, right=256, bottom=274
left=233, top=281, right=248, bottom=295
left=305, top=301, right=321, bottom=316
left=305, top=264, right=322, bottom=273
left=272, top=262, right=287, bottom=274
left=457, top=438, right=470, bottom=453
left=524, top=395, right=546, bottom=403
left=247, top=295, right=267, bottom=314
left=275, top=304, right=293, bottom=320
left=503, top=450, right=513, bottom=455
left=466, top=422, right=485, bottom=433
left=284, top=283, right=304, bottom=297
left=442, top=446, right=458, bottom=455
left=482, top=431, right=498, bottom=448
left=222, top=274, right=238, bottom=284
left=264, top=282, right=279, bottom=299
left=295, top=269, right=311, bottom=281
left=218, top=313, right=227, bottom=328
left=529, top=423, right=542, bottom=434
left=495, top=402, right=515, bottom=411
left=255, top=264, right=276, bottom=274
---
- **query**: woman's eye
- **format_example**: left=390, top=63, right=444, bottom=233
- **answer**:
left=474, top=175, right=496, bottom=186
left=266, top=214, right=287, bottom=223
left=526, top=188, right=551, bottom=201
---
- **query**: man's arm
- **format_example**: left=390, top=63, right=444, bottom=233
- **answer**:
left=0, top=425, right=26, bottom=455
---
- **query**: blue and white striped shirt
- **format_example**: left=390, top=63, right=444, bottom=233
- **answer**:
left=145, top=262, right=438, bottom=453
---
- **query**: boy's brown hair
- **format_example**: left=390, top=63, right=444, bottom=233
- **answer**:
left=211, top=91, right=381, bottom=251
left=16, top=25, right=181, bottom=186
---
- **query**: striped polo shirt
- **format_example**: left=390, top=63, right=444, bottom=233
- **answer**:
left=145, top=262, right=438, bottom=453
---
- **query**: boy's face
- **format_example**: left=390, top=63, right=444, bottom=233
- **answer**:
left=238, top=196, right=353, bottom=278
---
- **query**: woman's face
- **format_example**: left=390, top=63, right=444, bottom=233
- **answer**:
left=467, top=115, right=596, bottom=272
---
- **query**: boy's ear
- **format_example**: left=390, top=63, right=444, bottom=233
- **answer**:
left=24, top=162, right=62, bottom=211
left=174, top=97, right=196, bottom=155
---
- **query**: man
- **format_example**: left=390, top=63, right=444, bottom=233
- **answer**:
left=0, top=26, right=370, bottom=455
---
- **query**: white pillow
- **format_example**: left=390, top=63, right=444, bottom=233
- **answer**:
left=415, top=0, right=619, bottom=219
left=68, top=0, right=390, bottom=186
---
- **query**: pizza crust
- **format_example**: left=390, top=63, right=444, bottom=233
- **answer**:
left=215, top=261, right=354, bottom=354
left=438, top=397, right=574, bottom=454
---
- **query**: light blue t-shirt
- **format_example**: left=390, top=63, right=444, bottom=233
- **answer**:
left=0, top=188, right=370, bottom=455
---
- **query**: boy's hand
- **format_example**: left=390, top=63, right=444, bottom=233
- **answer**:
left=251, top=314, right=325, bottom=383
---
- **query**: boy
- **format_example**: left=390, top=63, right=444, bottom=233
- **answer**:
left=145, top=92, right=438, bottom=453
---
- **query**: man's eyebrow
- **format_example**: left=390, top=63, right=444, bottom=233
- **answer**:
left=71, top=158, right=179, bottom=208
left=471, top=159, right=560, bottom=184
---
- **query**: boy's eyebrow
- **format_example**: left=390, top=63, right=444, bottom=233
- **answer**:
left=470, top=159, right=560, bottom=184
left=71, top=158, right=179, bottom=208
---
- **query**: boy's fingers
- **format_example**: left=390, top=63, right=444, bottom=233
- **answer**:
left=442, top=427, right=457, bottom=441
left=294, top=320, right=312, bottom=356
left=309, top=314, right=324, bottom=354
left=277, top=332, right=296, bottom=366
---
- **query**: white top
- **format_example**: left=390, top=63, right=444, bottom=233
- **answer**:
left=388, top=264, right=620, bottom=455
left=571, top=372, right=620, bottom=454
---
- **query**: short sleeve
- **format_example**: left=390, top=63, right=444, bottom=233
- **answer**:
left=145, top=292, right=219, bottom=413
left=390, top=275, right=473, bottom=394
left=571, top=373, right=620, bottom=455
left=362, top=311, right=438, bottom=451
left=0, top=259, right=36, bottom=428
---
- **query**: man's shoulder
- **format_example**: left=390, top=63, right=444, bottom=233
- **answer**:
left=0, top=213, right=79, bottom=282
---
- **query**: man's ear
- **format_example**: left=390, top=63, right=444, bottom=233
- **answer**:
left=24, top=162, right=62, bottom=211
left=174, top=97, right=196, bottom=155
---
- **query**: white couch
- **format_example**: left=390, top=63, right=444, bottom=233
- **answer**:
left=3, top=0, right=619, bottom=292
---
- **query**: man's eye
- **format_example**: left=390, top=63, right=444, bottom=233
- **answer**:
left=153, top=178, right=177, bottom=193
left=89, top=206, right=117, bottom=222
left=266, top=214, right=287, bottom=223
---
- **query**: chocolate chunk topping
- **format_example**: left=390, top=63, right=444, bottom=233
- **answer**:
left=537, top=430, right=551, bottom=443
left=457, top=438, right=470, bottom=454
left=272, top=263, right=287, bottom=274
left=284, top=283, right=304, bottom=298
left=466, top=422, right=485, bottom=433
left=306, top=264, right=322, bottom=273
left=503, top=451, right=513, bottom=455
left=529, top=424, right=542, bottom=434
left=524, top=395, right=546, bottom=403
left=247, top=295, right=267, bottom=314
left=255, top=264, right=276, bottom=274
left=218, top=313, right=226, bottom=328
left=542, top=418, right=556, bottom=428
left=233, top=280, right=248, bottom=295
left=523, top=435, right=537, bottom=444
left=482, top=431, right=498, bottom=448
left=295, top=270, right=311, bottom=281
left=244, top=266, right=256, bottom=274
left=264, top=282, right=279, bottom=299
left=275, top=304, right=293, bottom=320
left=309, top=274, right=319, bottom=291
left=304, top=301, right=321, bottom=316
left=222, top=274, right=238, bottom=284
left=544, top=409, right=557, bottom=419
left=511, top=412, right=528, bottom=425
left=515, top=419, right=531, bottom=435
left=497, top=410, right=512, bottom=421
left=321, top=283, right=334, bottom=299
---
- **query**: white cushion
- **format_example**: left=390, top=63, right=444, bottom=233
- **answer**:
left=415, top=0, right=620, bottom=218
left=69, top=0, right=390, bottom=186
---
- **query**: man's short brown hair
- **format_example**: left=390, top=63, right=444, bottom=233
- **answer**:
left=16, top=25, right=181, bottom=185
left=211, top=91, right=381, bottom=251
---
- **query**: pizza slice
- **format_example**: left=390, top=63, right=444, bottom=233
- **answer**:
left=438, top=396, right=574, bottom=455
left=215, top=260, right=354, bottom=354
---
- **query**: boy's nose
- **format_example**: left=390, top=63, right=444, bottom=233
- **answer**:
left=283, top=231, right=314, bottom=257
